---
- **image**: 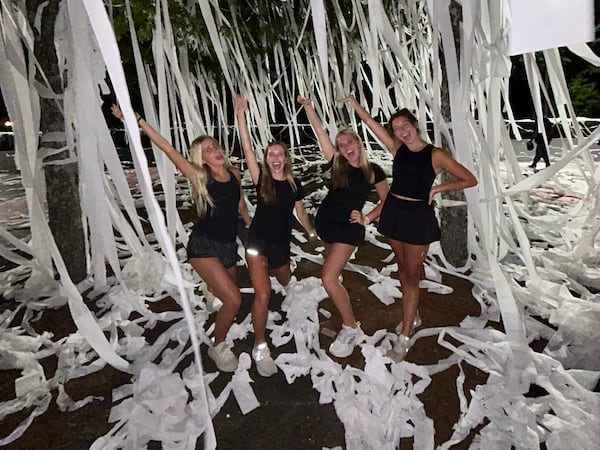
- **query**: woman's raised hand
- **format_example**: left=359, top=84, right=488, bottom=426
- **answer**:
left=110, top=104, right=142, bottom=122
left=337, top=94, right=356, bottom=104
left=338, top=94, right=357, bottom=106
left=235, top=94, right=248, bottom=114
left=297, top=95, right=311, bottom=107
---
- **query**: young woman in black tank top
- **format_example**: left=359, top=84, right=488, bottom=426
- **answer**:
left=111, top=105, right=251, bottom=374
left=298, top=95, right=390, bottom=359
left=235, top=94, right=316, bottom=377
left=340, top=95, right=477, bottom=362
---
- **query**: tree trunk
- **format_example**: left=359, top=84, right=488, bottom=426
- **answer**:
left=28, top=0, right=86, bottom=283
left=439, top=0, right=469, bottom=268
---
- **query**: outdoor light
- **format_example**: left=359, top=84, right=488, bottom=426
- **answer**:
left=3, top=120, right=11, bottom=128
left=246, top=248, right=259, bottom=256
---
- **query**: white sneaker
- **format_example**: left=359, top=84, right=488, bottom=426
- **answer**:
left=207, top=341, right=238, bottom=372
left=395, top=310, right=422, bottom=334
left=388, top=334, right=410, bottom=362
left=329, top=323, right=364, bottom=358
left=252, top=342, right=277, bottom=377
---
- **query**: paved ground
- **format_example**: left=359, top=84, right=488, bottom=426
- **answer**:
left=2, top=239, right=489, bottom=450
left=0, top=152, right=517, bottom=449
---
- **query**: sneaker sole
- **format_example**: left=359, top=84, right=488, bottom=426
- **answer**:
left=257, top=365, right=277, bottom=377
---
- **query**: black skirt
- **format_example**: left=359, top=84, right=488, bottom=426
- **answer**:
left=315, top=206, right=365, bottom=246
left=378, top=194, right=440, bottom=245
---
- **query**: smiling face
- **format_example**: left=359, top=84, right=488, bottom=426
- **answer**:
left=388, top=108, right=420, bottom=145
left=265, top=143, right=288, bottom=178
left=391, top=116, right=419, bottom=144
left=200, top=137, right=225, bottom=167
left=335, top=131, right=362, bottom=166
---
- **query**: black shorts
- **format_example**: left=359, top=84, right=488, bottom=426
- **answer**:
left=186, top=229, right=238, bottom=268
left=378, top=194, right=440, bottom=245
left=315, top=207, right=364, bottom=246
left=246, top=233, right=290, bottom=270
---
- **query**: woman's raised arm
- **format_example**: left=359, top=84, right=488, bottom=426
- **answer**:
left=111, top=104, right=198, bottom=183
left=297, top=95, right=336, bottom=162
left=338, top=94, right=399, bottom=154
left=234, top=94, right=260, bottom=185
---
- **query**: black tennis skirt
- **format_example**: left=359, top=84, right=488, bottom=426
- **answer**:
left=315, top=207, right=365, bottom=246
left=378, top=194, right=440, bottom=245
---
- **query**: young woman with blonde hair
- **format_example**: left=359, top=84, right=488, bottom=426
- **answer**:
left=111, top=105, right=250, bottom=373
left=297, top=95, right=390, bottom=358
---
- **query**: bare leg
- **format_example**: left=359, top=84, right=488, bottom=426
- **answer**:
left=190, top=257, right=241, bottom=344
left=321, top=243, right=357, bottom=327
left=247, top=254, right=272, bottom=345
left=272, top=261, right=292, bottom=287
left=390, top=240, right=429, bottom=336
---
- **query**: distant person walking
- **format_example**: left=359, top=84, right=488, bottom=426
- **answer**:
left=235, top=94, right=316, bottom=377
left=340, top=95, right=477, bottom=362
left=528, top=116, right=553, bottom=169
left=111, top=105, right=250, bottom=373
left=298, top=95, right=390, bottom=359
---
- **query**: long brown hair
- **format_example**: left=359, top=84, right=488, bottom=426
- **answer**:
left=189, top=135, right=233, bottom=217
left=259, top=141, right=296, bottom=204
left=331, top=128, right=374, bottom=188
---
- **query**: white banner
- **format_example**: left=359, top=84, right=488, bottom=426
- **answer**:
left=508, top=0, right=594, bottom=55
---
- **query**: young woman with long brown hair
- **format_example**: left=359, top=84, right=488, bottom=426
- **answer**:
left=235, top=94, right=315, bottom=376
left=340, top=95, right=477, bottom=361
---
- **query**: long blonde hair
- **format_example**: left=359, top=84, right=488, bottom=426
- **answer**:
left=331, top=128, right=374, bottom=188
left=259, top=141, right=296, bottom=204
left=189, top=135, right=233, bottom=217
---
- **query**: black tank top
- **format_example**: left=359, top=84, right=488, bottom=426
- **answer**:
left=390, top=144, right=436, bottom=201
left=193, top=170, right=240, bottom=243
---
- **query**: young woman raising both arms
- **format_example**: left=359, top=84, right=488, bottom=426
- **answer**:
left=235, top=94, right=316, bottom=376
left=339, top=95, right=477, bottom=361
left=111, top=105, right=250, bottom=372
left=297, top=95, right=390, bottom=358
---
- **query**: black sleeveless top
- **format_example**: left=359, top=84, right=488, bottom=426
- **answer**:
left=193, top=170, right=240, bottom=243
left=250, top=171, right=304, bottom=244
left=390, top=144, right=436, bottom=201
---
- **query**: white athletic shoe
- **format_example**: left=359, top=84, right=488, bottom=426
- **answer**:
left=388, top=334, right=410, bottom=362
left=329, top=323, right=364, bottom=358
left=252, top=342, right=277, bottom=377
left=207, top=341, right=238, bottom=372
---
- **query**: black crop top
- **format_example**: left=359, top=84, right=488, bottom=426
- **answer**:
left=390, top=144, right=436, bottom=200
left=192, top=171, right=240, bottom=243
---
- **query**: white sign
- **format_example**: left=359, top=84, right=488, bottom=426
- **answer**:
left=508, top=0, right=595, bottom=55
